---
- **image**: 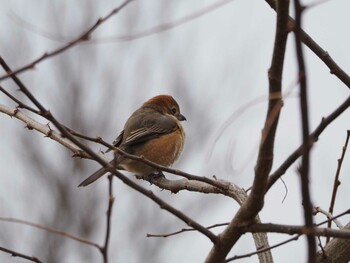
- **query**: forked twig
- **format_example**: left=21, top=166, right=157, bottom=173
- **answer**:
left=327, top=130, right=350, bottom=242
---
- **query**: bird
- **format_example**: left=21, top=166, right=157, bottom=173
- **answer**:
left=78, top=95, right=186, bottom=187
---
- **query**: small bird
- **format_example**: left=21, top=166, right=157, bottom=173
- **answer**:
left=79, top=95, right=186, bottom=187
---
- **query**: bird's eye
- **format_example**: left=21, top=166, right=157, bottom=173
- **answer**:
left=171, top=107, right=177, bottom=114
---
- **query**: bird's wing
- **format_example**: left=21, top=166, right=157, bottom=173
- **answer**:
left=124, top=113, right=177, bottom=146
left=104, top=130, right=124, bottom=153
left=112, top=130, right=124, bottom=147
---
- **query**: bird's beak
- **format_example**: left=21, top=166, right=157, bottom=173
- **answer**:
left=177, top=114, right=186, bottom=121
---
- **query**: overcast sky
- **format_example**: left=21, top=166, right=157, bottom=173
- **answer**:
left=1, top=0, right=350, bottom=262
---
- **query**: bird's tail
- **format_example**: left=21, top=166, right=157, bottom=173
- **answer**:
left=78, top=160, right=117, bottom=187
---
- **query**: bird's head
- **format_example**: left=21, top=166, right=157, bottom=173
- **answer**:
left=143, top=95, right=186, bottom=121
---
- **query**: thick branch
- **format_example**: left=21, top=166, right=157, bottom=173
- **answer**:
left=293, top=0, right=316, bottom=260
left=265, top=0, right=350, bottom=90
left=267, top=95, right=350, bottom=191
left=316, top=222, right=350, bottom=263
left=205, top=1, right=290, bottom=262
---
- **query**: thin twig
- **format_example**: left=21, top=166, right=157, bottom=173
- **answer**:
left=267, top=95, right=350, bottom=191
left=0, top=0, right=134, bottom=81
left=0, top=217, right=100, bottom=248
left=101, top=175, right=115, bottom=263
left=147, top=222, right=229, bottom=238
left=0, top=85, right=39, bottom=114
left=0, top=246, right=42, bottom=263
left=327, top=130, right=350, bottom=242
left=313, top=207, right=343, bottom=229
left=225, top=234, right=300, bottom=262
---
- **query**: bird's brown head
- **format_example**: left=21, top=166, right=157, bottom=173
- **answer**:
left=143, top=95, right=186, bottom=121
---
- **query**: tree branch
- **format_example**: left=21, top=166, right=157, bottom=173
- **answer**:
left=101, top=176, right=115, bottom=263
left=0, top=0, right=134, bottom=81
left=205, top=1, right=290, bottom=262
left=267, top=95, right=350, bottom=191
left=293, top=0, right=316, bottom=260
left=265, top=0, right=350, bottom=90
left=327, top=130, right=350, bottom=242
left=0, top=217, right=100, bottom=249
left=0, top=246, right=42, bottom=263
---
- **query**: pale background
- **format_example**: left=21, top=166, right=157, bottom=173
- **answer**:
left=1, top=0, right=350, bottom=262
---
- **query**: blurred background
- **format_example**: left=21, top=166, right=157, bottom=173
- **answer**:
left=0, top=0, right=350, bottom=262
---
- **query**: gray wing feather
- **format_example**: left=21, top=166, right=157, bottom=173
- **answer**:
left=124, top=113, right=177, bottom=146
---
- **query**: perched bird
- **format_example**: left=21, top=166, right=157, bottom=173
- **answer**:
left=79, top=95, right=186, bottom=187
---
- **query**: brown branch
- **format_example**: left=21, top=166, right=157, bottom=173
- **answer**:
left=205, top=1, right=290, bottom=262
left=242, top=223, right=350, bottom=239
left=147, top=222, right=229, bottom=238
left=94, top=0, right=236, bottom=43
left=327, top=130, right=350, bottom=242
left=226, top=234, right=300, bottom=262
left=313, top=207, right=343, bottom=229
left=267, top=95, right=350, bottom=191
left=229, top=216, right=350, bottom=262
left=265, top=0, right=350, bottom=90
left=0, top=246, right=42, bottom=263
left=0, top=85, right=39, bottom=114
left=316, top=222, right=350, bottom=263
left=0, top=217, right=100, bottom=249
left=0, top=105, right=247, bottom=204
left=0, top=0, right=134, bottom=81
left=0, top=58, right=217, bottom=245
left=293, top=0, right=316, bottom=260
left=227, top=209, right=350, bottom=262
left=64, top=126, right=233, bottom=192
left=101, top=175, right=115, bottom=263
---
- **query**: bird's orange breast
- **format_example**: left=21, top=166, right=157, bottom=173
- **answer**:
left=120, top=124, right=185, bottom=175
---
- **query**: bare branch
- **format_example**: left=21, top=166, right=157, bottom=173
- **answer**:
left=0, top=246, right=42, bottom=263
left=327, top=130, right=350, bottom=241
left=267, top=95, right=350, bottom=190
left=265, top=0, right=350, bottom=90
left=94, top=0, right=236, bottom=43
left=293, top=0, right=316, bottom=260
left=0, top=104, right=88, bottom=157
left=242, top=223, right=350, bottom=239
left=147, top=222, right=229, bottom=238
left=0, top=217, right=100, bottom=249
left=313, top=207, right=343, bottom=229
left=101, top=176, right=115, bottom=263
left=0, top=56, right=218, bottom=245
left=316, top=222, right=350, bottom=263
left=228, top=209, right=350, bottom=262
left=0, top=0, right=134, bottom=81
left=205, top=1, right=290, bottom=262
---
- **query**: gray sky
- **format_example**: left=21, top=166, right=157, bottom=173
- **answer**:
left=1, top=0, right=350, bottom=262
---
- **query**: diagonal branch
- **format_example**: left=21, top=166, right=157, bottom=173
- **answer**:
left=0, top=0, right=134, bottom=81
left=327, top=130, right=350, bottom=242
left=265, top=0, right=350, bottom=90
left=0, top=58, right=218, bottom=245
left=0, top=246, right=42, bottom=263
left=267, top=95, right=350, bottom=191
left=0, top=217, right=100, bottom=248
left=205, top=0, right=290, bottom=262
